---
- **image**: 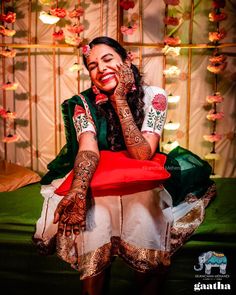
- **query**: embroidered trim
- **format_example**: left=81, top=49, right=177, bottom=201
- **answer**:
left=170, top=183, right=217, bottom=255
left=56, top=236, right=171, bottom=279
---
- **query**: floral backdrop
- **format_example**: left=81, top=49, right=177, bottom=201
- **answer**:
left=0, top=0, right=235, bottom=177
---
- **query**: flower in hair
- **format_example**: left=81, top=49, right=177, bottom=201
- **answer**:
left=82, top=45, right=91, bottom=58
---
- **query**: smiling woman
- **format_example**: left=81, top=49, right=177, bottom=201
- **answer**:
left=33, top=36, right=216, bottom=295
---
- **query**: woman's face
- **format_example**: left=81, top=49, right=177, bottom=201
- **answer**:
left=86, top=44, right=123, bottom=94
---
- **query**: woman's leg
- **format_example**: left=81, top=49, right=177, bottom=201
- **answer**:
left=134, top=268, right=169, bottom=295
left=81, top=266, right=111, bottom=295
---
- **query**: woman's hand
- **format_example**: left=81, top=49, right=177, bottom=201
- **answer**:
left=53, top=149, right=99, bottom=237
left=112, top=60, right=135, bottom=102
left=53, top=189, right=86, bottom=236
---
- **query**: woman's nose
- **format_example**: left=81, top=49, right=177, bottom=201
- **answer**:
left=98, top=61, right=106, bottom=72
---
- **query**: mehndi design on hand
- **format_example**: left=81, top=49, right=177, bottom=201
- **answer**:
left=54, top=150, right=99, bottom=236
left=114, top=61, right=135, bottom=99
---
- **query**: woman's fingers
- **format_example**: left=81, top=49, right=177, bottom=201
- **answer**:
left=58, top=220, right=65, bottom=236
left=73, top=224, right=80, bottom=235
left=65, top=224, right=72, bottom=236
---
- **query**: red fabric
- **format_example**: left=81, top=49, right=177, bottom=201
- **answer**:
left=54, top=150, right=170, bottom=197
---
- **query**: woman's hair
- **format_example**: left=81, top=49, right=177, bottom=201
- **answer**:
left=83, top=36, right=145, bottom=151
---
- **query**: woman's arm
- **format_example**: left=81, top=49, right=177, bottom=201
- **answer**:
left=112, top=62, right=159, bottom=160
left=53, top=132, right=99, bottom=236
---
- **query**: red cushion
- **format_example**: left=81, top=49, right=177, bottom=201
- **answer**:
left=54, top=150, right=170, bottom=197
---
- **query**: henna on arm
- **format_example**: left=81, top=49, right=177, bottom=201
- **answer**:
left=116, top=99, right=152, bottom=160
left=54, top=150, right=99, bottom=236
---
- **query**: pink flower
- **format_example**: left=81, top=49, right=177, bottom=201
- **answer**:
left=206, top=110, right=224, bottom=121
left=209, top=10, right=227, bottom=22
left=68, top=7, right=84, bottom=18
left=164, top=0, right=180, bottom=5
left=120, top=0, right=135, bottom=10
left=121, top=23, right=138, bottom=35
left=152, top=94, right=167, bottom=111
left=73, top=105, right=86, bottom=118
left=0, top=12, right=16, bottom=23
left=207, top=62, right=227, bottom=74
left=206, top=93, right=224, bottom=104
left=163, top=16, right=179, bottom=26
left=52, top=29, right=64, bottom=41
left=212, top=0, right=226, bottom=9
left=66, top=24, right=84, bottom=34
left=164, top=36, right=181, bottom=45
left=209, top=28, right=226, bottom=42
left=203, top=133, right=222, bottom=142
left=82, top=45, right=90, bottom=57
left=50, top=7, right=67, bottom=18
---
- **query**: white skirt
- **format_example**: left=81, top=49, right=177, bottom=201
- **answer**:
left=34, top=177, right=216, bottom=279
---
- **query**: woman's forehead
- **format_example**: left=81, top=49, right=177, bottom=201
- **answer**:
left=87, top=44, right=120, bottom=61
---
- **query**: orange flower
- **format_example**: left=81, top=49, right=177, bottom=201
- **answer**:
left=68, top=7, right=84, bottom=18
left=50, top=7, right=67, bottom=18
left=66, top=24, right=84, bottom=34
left=207, top=62, right=227, bottom=74
left=0, top=48, right=16, bottom=58
left=163, top=16, right=179, bottom=26
left=209, top=10, right=227, bottom=22
left=209, top=29, right=226, bottom=42
left=0, top=25, right=16, bottom=37
left=209, top=54, right=227, bottom=64
left=164, top=36, right=181, bottom=45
